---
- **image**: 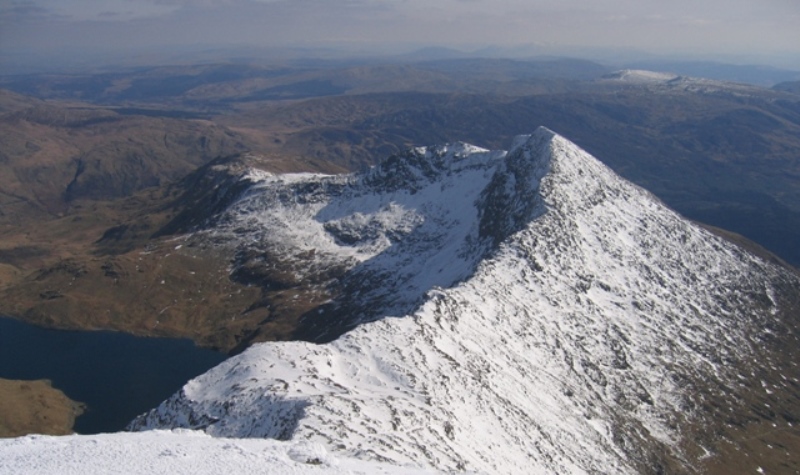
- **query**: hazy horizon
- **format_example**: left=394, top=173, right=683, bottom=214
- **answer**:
left=2, top=0, right=800, bottom=73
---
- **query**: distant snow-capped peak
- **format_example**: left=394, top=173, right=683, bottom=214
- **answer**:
left=602, top=69, right=680, bottom=83
left=600, top=69, right=774, bottom=97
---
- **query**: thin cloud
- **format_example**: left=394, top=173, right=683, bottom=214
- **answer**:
left=1, top=0, right=798, bottom=69
left=0, top=0, right=66, bottom=22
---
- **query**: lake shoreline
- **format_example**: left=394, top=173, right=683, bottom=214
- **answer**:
left=0, top=316, right=227, bottom=435
left=0, top=377, right=85, bottom=438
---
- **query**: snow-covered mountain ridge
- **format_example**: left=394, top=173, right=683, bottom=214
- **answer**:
left=600, top=69, right=787, bottom=98
left=194, top=135, right=544, bottom=343
left=128, top=127, right=800, bottom=474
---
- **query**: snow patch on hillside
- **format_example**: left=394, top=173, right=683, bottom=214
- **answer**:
left=601, top=69, right=772, bottom=96
left=603, top=69, right=679, bottom=83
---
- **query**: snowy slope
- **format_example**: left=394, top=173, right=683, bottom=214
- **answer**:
left=0, top=430, right=438, bottom=475
left=198, top=141, right=517, bottom=341
left=600, top=69, right=777, bottom=96
left=128, top=128, right=800, bottom=474
left=602, top=69, right=680, bottom=83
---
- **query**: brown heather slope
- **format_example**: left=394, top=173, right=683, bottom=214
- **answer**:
left=0, top=91, right=267, bottom=350
left=0, top=97, right=250, bottom=219
left=0, top=88, right=349, bottom=223
left=0, top=91, right=333, bottom=354
left=0, top=378, right=84, bottom=437
left=695, top=288, right=800, bottom=475
left=0, top=91, right=347, bottom=351
left=0, top=151, right=343, bottom=353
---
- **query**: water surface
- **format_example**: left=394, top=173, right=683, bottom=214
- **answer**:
left=0, top=317, right=226, bottom=434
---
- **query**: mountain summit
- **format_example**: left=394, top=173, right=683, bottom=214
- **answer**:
left=129, top=128, right=800, bottom=474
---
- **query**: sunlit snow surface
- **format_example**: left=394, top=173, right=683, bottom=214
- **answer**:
left=604, top=69, right=680, bottom=83
left=600, top=69, right=774, bottom=96
left=202, top=141, right=512, bottom=337
left=0, top=430, right=437, bottom=475
left=4, top=128, right=797, bottom=474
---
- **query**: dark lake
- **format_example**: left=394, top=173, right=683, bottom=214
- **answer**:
left=0, top=316, right=226, bottom=434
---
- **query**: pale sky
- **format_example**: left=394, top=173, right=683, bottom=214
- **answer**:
left=2, top=0, right=800, bottom=70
